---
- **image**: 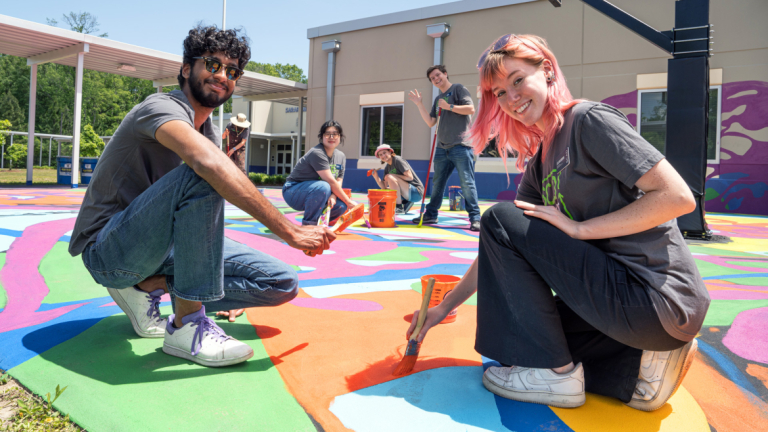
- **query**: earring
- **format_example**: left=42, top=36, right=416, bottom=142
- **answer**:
left=547, top=73, right=554, bottom=82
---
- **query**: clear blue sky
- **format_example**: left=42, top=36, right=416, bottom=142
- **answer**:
left=5, top=0, right=448, bottom=77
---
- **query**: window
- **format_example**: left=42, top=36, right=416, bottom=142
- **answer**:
left=637, top=86, right=721, bottom=162
left=360, top=105, right=403, bottom=156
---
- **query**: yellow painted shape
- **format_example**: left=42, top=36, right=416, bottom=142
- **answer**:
left=553, top=386, right=709, bottom=432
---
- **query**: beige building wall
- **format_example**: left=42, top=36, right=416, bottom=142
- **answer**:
left=306, top=0, right=768, bottom=168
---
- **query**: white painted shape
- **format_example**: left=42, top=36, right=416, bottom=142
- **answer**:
left=0, top=213, right=77, bottom=231
left=0, top=235, right=15, bottom=253
left=346, top=260, right=415, bottom=267
left=298, top=266, right=316, bottom=271
left=9, top=196, right=35, bottom=200
left=303, top=279, right=419, bottom=298
left=450, top=252, right=478, bottom=260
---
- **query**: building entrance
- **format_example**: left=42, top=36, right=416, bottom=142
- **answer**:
left=275, top=144, right=293, bottom=175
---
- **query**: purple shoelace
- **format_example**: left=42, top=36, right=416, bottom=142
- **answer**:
left=190, top=316, right=231, bottom=356
left=144, top=290, right=164, bottom=321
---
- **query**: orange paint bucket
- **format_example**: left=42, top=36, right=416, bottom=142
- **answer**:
left=421, top=274, right=460, bottom=324
left=368, top=189, right=397, bottom=228
left=343, top=188, right=352, bottom=198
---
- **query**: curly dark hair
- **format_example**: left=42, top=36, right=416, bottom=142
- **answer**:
left=318, top=120, right=345, bottom=146
left=426, top=64, right=448, bottom=80
left=177, top=24, right=251, bottom=88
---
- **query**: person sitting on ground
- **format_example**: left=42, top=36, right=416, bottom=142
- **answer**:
left=407, top=34, right=709, bottom=411
left=282, top=120, right=357, bottom=226
left=370, top=144, right=424, bottom=215
left=68, top=25, right=334, bottom=368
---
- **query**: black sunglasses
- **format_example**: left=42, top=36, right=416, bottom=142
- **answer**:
left=194, top=56, right=244, bottom=81
left=476, top=34, right=519, bottom=70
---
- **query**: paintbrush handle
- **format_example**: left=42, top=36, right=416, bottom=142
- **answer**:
left=410, top=277, right=435, bottom=342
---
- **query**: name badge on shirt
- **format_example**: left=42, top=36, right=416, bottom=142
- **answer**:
left=555, top=146, right=570, bottom=172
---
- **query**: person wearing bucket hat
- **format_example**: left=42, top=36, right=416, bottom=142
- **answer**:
left=407, top=34, right=708, bottom=412
left=370, top=144, right=423, bottom=215
left=222, top=113, right=251, bottom=174
left=283, top=120, right=358, bottom=226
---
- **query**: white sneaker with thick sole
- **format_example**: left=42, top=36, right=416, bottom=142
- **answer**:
left=163, top=306, right=253, bottom=367
left=107, top=287, right=167, bottom=338
left=482, top=363, right=586, bottom=408
left=627, top=339, right=698, bottom=411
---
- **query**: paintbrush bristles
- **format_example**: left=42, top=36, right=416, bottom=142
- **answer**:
left=392, top=278, right=435, bottom=376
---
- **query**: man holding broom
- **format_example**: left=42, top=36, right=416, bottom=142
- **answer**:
left=408, top=65, right=481, bottom=231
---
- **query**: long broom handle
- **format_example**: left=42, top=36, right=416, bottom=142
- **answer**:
left=419, top=108, right=442, bottom=214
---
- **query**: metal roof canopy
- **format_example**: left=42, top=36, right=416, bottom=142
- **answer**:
left=0, top=14, right=307, bottom=186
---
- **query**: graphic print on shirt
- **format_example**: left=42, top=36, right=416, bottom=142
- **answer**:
left=541, top=146, right=573, bottom=219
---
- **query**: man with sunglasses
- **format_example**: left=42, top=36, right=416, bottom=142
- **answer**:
left=69, top=25, right=335, bottom=367
left=408, top=65, right=481, bottom=231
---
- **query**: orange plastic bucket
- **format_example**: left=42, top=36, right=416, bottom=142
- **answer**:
left=421, top=274, right=460, bottom=324
left=343, top=188, right=352, bottom=198
left=368, top=189, right=397, bottom=228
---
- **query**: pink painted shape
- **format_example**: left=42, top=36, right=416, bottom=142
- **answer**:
left=223, top=230, right=475, bottom=282
left=722, top=307, right=768, bottom=363
left=0, top=218, right=85, bottom=333
left=289, top=297, right=382, bottom=312
left=696, top=255, right=768, bottom=273
left=708, top=290, right=768, bottom=300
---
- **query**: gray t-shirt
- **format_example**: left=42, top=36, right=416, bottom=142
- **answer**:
left=286, top=143, right=346, bottom=183
left=385, top=156, right=423, bottom=195
left=516, top=101, right=710, bottom=342
left=430, top=83, right=474, bottom=149
left=68, top=90, right=220, bottom=256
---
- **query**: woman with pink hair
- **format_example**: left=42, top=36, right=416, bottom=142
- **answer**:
left=407, top=34, right=709, bottom=411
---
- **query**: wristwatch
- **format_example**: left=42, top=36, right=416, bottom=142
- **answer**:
left=450, top=104, right=454, bottom=111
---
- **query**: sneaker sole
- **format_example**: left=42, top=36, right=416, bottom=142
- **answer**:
left=107, top=287, right=165, bottom=339
left=162, top=343, right=254, bottom=367
left=627, top=339, right=698, bottom=412
left=482, top=373, right=586, bottom=408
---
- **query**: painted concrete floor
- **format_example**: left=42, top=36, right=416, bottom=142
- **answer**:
left=0, top=187, right=766, bottom=431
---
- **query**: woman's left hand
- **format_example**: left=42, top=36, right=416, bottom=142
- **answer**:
left=514, top=200, right=582, bottom=239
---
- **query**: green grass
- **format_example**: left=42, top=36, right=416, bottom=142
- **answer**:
left=0, top=168, right=59, bottom=185
left=0, top=372, right=80, bottom=431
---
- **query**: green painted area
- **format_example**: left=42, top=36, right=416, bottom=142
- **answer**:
left=692, top=259, right=750, bottom=279
left=0, top=253, right=6, bottom=310
left=725, top=260, right=768, bottom=269
left=715, top=276, right=768, bottom=287
left=8, top=309, right=316, bottom=432
left=704, top=188, right=720, bottom=201
left=350, top=247, right=431, bottom=263
left=702, top=300, right=768, bottom=326
left=41, top=242, right=107, bottom=304
left=688, top=246, right=763, bottom=258
left=410, top=280, right=477, bottom=306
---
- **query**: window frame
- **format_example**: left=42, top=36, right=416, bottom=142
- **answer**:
left=636, top=86, right=722, bottom=164
left=359, top=103, right=405, bottom=159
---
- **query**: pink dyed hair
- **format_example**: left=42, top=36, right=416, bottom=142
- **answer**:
left=468, top=34, right=582, bottom=172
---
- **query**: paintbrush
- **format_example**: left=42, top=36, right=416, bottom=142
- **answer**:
left=392, top=277, right=435, bottom=376
left=304, top=203, right=365, bottom=256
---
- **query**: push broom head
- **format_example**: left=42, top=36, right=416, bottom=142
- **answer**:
left=392, top=277, right=435, bottom=376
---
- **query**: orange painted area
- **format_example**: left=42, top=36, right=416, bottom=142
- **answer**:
left=746, top=364, right=768, bottom=391
left=245, top=290, right=481, bottom=431
left=685, top=357, right=768, bottom=431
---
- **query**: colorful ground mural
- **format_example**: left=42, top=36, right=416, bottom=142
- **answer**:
left=0, top=187, right=766, bottom=431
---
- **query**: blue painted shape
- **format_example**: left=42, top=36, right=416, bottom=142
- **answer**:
left=0, top=297, right=122, bottom=370
left=481, top=356, right=575, bottom=432
left=0, top=228, right=22, bottom=237
left=299, top=263, right=470, bottom=288
left=725, top=197, right=744, bottom=210
left=723, top=183, right=768, bottom=200
left=697, top=340, right=760, bottom=398
left=58, top=235, right=71, bottom=242
left=703, top=273, right=768, bottom=280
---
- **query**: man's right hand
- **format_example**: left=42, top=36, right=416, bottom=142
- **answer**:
left=287, top=224, right=336, bottom=252
left=408, top=89, right=422, bottom=105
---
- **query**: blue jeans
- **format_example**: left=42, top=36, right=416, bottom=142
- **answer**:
left=282, top=180, right=348, bottom=225
left=81, top=164, right=299, bottom=312
left=425, top=145, right=480, bottom=222
left=406, top=184, right=422, bottom=203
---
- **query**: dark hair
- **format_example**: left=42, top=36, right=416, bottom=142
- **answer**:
left=177, top=25, right=251, bottom=88
left=318, top=120, right=345, bottom=145
left=426, top=65, right=448, bottom=80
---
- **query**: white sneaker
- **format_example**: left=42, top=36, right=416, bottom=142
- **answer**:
left=482, top=363, right=586, bottom=408
left=107, top=287, right=167, bottom=338
left=163, top=306, right=253, bottom=367
left=627, top=339, right=698, bottom=411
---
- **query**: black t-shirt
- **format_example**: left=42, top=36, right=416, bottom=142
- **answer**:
left=385, top=155, right=423, bottom=195
left=517, top=101, right=709, bottom=342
